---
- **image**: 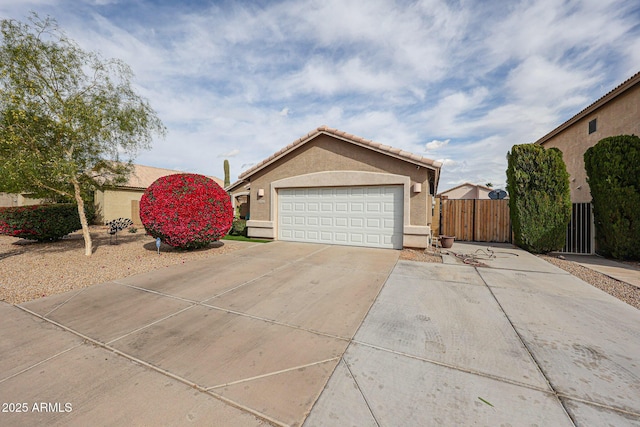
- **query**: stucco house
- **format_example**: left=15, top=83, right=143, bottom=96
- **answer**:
left=534, top=70, right=640, bottom=253
left=437, top=182, right=494, bottom=200
left=0, top=192, right=46, bottom=207
left=535, top=71, right=640, bottom=203
left=229, top=126, right=442, bottom=249
left=95, top=164, right=223, bottom=225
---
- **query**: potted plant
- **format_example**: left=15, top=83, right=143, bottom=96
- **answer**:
left=439, top=235, right=455, bottom=248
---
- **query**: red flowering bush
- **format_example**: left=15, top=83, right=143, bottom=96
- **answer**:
left=0, top=204, right=82, bottom=241
left=140, top=174, right=232, bottom=249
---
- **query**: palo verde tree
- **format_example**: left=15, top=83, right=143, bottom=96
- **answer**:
left=0, top=14, right=165, bottom=256
left=506, top=143, right=571, bottom=253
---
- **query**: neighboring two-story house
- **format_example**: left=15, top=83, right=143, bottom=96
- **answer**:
left=535, top=71, right=640, bottom=253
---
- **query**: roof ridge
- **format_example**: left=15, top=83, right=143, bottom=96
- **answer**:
left=238, top=126, right=441, bottom=180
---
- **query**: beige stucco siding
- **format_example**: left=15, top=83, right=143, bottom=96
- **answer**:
left=247, top=134, right=433, bottom=226
left=440, top=185, right=491, bottom=200
left=542, top=84, right=640, bottom=203
left=95, top=189, right=144, bottom=225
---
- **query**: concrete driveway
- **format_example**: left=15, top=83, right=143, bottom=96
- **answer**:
left=1, top=241, right=639, bottom=426
left=0, top=242, right=398, bottom=426
left=305, top=242, right=640, bottom=426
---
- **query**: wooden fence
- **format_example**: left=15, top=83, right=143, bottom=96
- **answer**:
left=438, top=199, right=511, bottom=243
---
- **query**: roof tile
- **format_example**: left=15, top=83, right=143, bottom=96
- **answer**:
left=239, top=126, right=440, bottom=179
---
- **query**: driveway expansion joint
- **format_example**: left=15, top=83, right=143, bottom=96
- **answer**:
left=343, top=358, right=382, bottom=427
left=14, top=303, right=284, bottom=427
left=474, top=266, right=578, bottom=426
left=206, top=357, right=341, bottom=391
left=350, top=340, right=555, bottom=395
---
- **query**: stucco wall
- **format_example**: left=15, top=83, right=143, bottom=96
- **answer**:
left=0, top=193, right=46, bottom=207
left=247, top=134, right=434, bottom=228
left=95, top=189, right=144, bottom=225
left=541, top=83, right=640, bottom=203
left=440, top=185, right=491, bottom=200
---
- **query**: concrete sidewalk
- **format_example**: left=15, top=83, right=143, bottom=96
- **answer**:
left=305, top=242, right=640, bottom=426
left=559, top=253, right=640, bottom=288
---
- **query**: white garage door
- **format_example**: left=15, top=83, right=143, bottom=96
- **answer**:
left=278, top=186, right=403, bottom=249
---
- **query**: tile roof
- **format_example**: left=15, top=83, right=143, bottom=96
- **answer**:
left=120, top=164, right=222, bottom=189
left=238, top=125, right=442, bottom=180
left=535, top=71, right=640, bottom=145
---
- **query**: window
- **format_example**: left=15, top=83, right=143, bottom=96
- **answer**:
left=588, top=118, right=597, bottom=134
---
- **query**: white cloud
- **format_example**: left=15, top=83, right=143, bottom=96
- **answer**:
left=218, top=149, right=240, bottom=158
left=1, top=0, right=638, bottom=186
left=425, top=139, right=450, bottom=151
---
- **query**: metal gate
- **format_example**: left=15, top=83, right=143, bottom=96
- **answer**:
left=560, top=203, right=594, bottom=254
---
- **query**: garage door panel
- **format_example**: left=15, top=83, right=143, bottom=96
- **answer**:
left=278, top=186, right=403, bottom=249
left=350, top=218, right=364, bottom=228
left=335, top=217, right=348, bottom=227
left=366, top=202, right=381, bottom=212
left=366, top=218, right=381, bottom=228
left=335, top=232, right=348, bottom=242
left=350, top=202, right=364, bottom=212
left=350, top=234, right=364, bottom=243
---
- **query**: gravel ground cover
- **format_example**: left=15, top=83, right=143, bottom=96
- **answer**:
left=2, top=231, right=637, bottom=312
left=0, top=226, right=246, bottom=304
left=538, top=254, right=640, bottom=310
left=399, top=248, right=443, bottom=263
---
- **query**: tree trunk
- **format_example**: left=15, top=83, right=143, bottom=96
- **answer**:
left=72, top=179, right=93, bottom=256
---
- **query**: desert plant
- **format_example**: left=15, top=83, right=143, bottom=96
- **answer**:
left=506, top=144, right=571, bottom=253
left=0, top=203, right=82, bottom=241
left=128, top=226, right=138, bottom=233
left=224, top=159, right=230, bottom=188
left=229, top=218, right=247, bottom=236
left=584, top=135, right=640, bottom=259
left=139, top=173, right=233, bottom=249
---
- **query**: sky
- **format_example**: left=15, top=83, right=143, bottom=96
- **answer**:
left=1, top=0, right=639, bottom=191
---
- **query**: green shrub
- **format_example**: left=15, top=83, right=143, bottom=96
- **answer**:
left=584, top=135, right=640, bottom=259
left=229, top=218, right=247, bottom=236
left=0, top=203, right=82, bottom=241
left=506, top=144, right=571, bottom=253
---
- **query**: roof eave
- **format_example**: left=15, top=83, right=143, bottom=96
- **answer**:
left=238, top=127, right=441, bottom=181
left=535, top=71, right=640, bottom=146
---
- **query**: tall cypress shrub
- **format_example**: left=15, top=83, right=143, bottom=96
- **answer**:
left=506, top=144, right=571, bottom=253
left=584, top=135, right=640, bottom=259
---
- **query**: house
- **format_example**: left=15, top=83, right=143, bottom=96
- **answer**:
left=534, top=70, right=640, bottom=253
left=230, top=126, right=442, bottom=249
left=226, top=179, right=250, bottom=219
left=95, top=164, right=223, bottom=225
left=535, top=71, right=640, bottom=203
left=0, top=192, right=46, bottom=207
left=437, top=182, right=495, bottom=200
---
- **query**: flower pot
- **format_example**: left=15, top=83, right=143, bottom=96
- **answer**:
left=439, top=235, right=455, bottom=249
